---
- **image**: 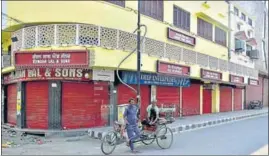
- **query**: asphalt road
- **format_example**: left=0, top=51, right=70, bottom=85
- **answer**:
left=2, top=115, right=268, bottom=155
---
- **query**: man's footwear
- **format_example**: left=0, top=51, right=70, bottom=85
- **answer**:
left=131, top=150, right=140, bottom=153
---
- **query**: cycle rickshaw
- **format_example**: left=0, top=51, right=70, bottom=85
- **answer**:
left=100, top=104, right=176, bottom=155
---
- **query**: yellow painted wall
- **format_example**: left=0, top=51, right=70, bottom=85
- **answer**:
left=200, top=85, right=203, bottom=115
left=6, top=1, right=228, bottom=60
left=211, top=84, right=220, bottom=113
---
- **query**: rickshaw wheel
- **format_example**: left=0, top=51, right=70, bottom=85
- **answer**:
left=141, top=132, right=155, bottom=145
left=156, top=127, right=173, bottom=149
left=101, top=131, right=118, bottom=155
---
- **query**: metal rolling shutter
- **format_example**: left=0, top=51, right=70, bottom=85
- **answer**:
left=234, top=88, right=243, bottom=111
left=26, top=81, right=49, bottom=129
left=62, top=82, right=109, bottom=129
left=182, top=84, right=200, bottom=116
left=220, top=86, right=232, bottom=112
left=7, top=84, right=17, bottom=125
left=156, top=86, right=180, bottom=117
left=117, top=84, right=150, bottom=120
left=202, top=89, right=212, bottom=114
left=246, top=77, right=263, bottom=105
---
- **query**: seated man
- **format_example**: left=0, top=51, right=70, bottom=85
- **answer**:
left=142, top=99, right=159, bottom=127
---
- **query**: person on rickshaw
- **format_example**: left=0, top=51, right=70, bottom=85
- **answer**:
left=142, top=99, right=160, bottom=127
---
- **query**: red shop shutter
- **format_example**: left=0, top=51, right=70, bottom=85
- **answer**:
left=62, top=82, right=109, bottom=129
left=7, top=84, right=17, bottom=125
left=117, top=84, right=150, bottom=120
left=246, top=77, right=263, bottom=105
left=182, top=84, right=200, bottom=116
left=233, top=88, right=243, bottom=111
left=156, top=86, right=180, bottom=117
left=220, top=86, right=232, bottom=112
left=26, top=81, right=49, bottom=129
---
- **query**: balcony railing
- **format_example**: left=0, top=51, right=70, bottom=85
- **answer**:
left=10, top=23, right=258, bottom=78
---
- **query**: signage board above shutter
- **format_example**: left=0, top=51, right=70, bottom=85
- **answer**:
left=200, top=69, right=222, bottom=81
left=167, top=28, right=196, bottom=46
left=92, top=69, right=115, bottom=82
left=157, top=61, right=190, bottom=76
left=15, top=50, right=89, bottom=69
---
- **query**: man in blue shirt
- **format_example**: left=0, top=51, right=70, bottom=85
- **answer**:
left=123, top=98, right=141, bottom=153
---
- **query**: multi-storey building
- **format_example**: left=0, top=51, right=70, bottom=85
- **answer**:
left=1, top=1, right=259, bottom=131
left=228, top=1, right=268, bottom=107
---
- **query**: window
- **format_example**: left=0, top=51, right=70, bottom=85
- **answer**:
left=237, top=24, right=241, bottom=30
left=248, top=31, right=253, bottom=38
left=198, top=18, right=213, bottom=40
left=173, top=5, right=190, bottom=31
left=235, top=38, right=245, bottom=52
left=215, top=26, right=227, bottom=46
left=246, top=44, right=252, bottom=52
left=248, top=18, right=252, bottom=26
left=106, top=0, right=125, bottom=7
left=241, top=13, right=246, bottom=21
left=234, top=7, right=239, bottom=16
left=140, top=0, right=163, bottom=21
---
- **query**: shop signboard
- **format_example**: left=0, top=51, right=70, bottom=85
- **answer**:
left=3, top=68, right=92, bottom=84
left=121, top=71, right=190, bottom=87
left=14, top=50, right=88, bottom=68
left=167, top=28, right=196, bottom=46
left=157, top=61, right=190, bottom=76
left=230, top=74, right=244, bottom=84
left=201, top=69, right=222, bottom=81
left=248, top=78, right=259, bottom=86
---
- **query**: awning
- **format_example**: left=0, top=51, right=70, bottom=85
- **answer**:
left=235, top=31, right=248, bottom=40
left=246, top=38, right=257, bottom=46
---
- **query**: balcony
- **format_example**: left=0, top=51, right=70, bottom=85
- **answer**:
left=8, top=23, right=258, bottom=78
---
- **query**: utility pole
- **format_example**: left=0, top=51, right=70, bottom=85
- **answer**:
left=137, top=0, right=141, bottom=118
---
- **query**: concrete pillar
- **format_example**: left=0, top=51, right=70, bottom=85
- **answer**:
left=232, top=88, right=234, bottom=111
left=48, top=81, right=61, bottom=130
left=16, top=82, right=26, bottom=128
left=200, top=85, right=203, bottom=115
left=109, top=82, right=116, bottom=126
left=211, top=84, right=220, bottom=113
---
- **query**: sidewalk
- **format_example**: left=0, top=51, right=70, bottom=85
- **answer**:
left=88, top=108, right=268, bottom=140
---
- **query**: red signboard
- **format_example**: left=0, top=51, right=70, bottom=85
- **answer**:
left=230, top=74, right=244, bottom=84
left=157, top=61, right=190, bottom=76
left=15, top=50, right=88, bottom=69
left=201, top=69, right=222, bottom=80
left=248, top=78, right=259, bottom=86
left=167, top=28, right=196, bottom=46
left=3, top=68, right=92, bottom=84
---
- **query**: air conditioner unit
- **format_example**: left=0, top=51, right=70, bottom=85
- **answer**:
left=247, top=49, right=259, bottom=60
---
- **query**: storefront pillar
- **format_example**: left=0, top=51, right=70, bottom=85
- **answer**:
left=211, top=84, right=220, bottom=113
left=200, top=85, right=203, bottom=115
left=16, top=82, right=26, bottom=128
left=109, top=82, right=116, bottom=126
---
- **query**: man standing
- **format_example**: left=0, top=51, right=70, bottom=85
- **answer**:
left=123, top=98, right=141, bottom=153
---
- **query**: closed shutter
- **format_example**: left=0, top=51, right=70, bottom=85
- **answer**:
left=234, top=88, right=243, bottom=111
left=156, top=86, right=180, bottom=117
left=220, top=86, right=232, bottom=112
left=62, top=82, right=109, bottom=129
left=7, top=84, right=17, bottom=125
left=182, top=84, right=200, bottom=116
left=246, top=77, right=263, bottom=105
left=26, top=81, right=49, bottom=129
left=202, top=89, right=212, bottom=114
left=117, top=84, right=150, bottom=120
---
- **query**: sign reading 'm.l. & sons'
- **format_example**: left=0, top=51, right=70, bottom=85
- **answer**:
left=121, top=71, right=190, bottom=87
left=157, top=60, right=190, bottom=76
left=15, top=50, right=88, bottom=69
left=201, top=69, right=222, bottom=81
left=167, top=28, right=196, bottom=46
left=3, top=68, right=92, bottom=84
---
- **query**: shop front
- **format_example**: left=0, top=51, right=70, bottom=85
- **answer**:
left=200, top=69, right=223, bottom=114
left=3, top=50, right=115, bottom=130
left=246, top=77, right=262, bottom=107
left=119, top=67, right=190, bottom=119
left=229, top=74, right=245, bottom=111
